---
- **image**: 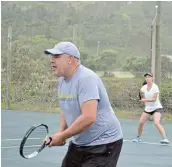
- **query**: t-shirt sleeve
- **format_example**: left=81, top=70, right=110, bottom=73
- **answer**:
left=152, top=84, right=160, bottom=93
left=78, top=76, right=100, bottom=105
left=140, top=85, right=145, bottom=92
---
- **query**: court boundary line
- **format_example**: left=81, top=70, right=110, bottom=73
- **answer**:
left=1, top=138, right=172, bottom=148
left=2, top=138, right=41, bottom=141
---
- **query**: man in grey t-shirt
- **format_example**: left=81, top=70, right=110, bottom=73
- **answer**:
left=44, top=41, right=123, bottom=167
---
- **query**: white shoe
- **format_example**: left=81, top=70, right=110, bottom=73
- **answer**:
left=160, top=138, right=170, bottom=144
left=133, top=136, right=142, bottom=142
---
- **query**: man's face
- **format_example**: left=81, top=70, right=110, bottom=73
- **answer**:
left=50, top=54, right=70, bottom=77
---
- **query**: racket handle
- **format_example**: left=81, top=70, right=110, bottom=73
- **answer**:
left=45, top=137, right=52, bottom=146
left=139, top=92, right=141, bottom=100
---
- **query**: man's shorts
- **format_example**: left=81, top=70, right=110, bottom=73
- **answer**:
left=144, top=108, right=164, bottom=115
left=61, top=138, right=123, bottom=167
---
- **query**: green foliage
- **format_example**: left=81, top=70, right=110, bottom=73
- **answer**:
left=161, top=56, right=172, bottom=78
left=96, top=49, right=118, bottom=71
left=122, top=55, right=148, bottom=75
left=161, top=80, right=172, bottom=112
left=1, top=1, right=172, bottom=113
left=2, top=1, right=172, bottom=56
left=102, top=77, right=172, bottom=113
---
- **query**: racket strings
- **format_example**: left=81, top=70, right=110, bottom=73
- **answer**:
left=22, top=126, right=48, bottom=156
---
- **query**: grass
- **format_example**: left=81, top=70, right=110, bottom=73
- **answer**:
left=115, top=109, right=172, bottom=123
left=115, top=109, right=141, bottom=119
left=96, top=71, right=135, bottom=78
left=1, top=101, right=61, bottom=113
left=161, top=113, right=172, bottom=122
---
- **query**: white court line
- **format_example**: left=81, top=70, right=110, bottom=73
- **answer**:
left=1, top=138, right=41, bottom=141
left=1, top=138, right=172, bottom=148
left=124, top=139, right=172, bottom=146
left=1, top=145, right=43, bottom=149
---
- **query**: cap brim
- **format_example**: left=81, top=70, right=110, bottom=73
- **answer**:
left=144, top=73, right=153, bottom=77
left=44, top=49, right=64, bottom=55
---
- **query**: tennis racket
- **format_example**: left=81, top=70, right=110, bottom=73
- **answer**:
left=19, top=124, right=52, bottom=159
left=128, top=85, right=142, bottom=101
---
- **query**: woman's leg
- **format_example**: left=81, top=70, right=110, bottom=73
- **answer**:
left=154, top=111, right=167, bottom=138
left=133, top=112, right=150, bottom=142
left=137, top=112, right=150, bottom=137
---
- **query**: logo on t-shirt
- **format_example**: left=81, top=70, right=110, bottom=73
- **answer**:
left=58, top=93, right=78, bottom=101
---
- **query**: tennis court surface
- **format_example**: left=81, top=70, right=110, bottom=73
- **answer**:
left=1, top=109, right=172, bottom=167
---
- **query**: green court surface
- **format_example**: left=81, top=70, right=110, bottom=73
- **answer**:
left=1, top=110, right=172, bottom=167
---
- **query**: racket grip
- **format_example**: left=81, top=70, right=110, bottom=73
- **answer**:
left=139, top=92, right=141, bottom=100
left=45, top=137, right=52, bottom=146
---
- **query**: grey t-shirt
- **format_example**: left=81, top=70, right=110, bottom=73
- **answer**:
left=58, top=65, right=123, bottom=146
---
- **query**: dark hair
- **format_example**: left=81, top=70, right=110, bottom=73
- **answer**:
left=138, top=80, right=147, bottom=100
left=142, top=80, right=147, bottom=86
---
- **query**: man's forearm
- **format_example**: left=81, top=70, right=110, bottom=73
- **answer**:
left=61, top=115, right=95, bottom=140
left=57, top=113, right=68, bottom=133
left=57, top=126, right=67, bottom=133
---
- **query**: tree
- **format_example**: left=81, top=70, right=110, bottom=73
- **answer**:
left=122, top=55, right=148, bottom=75
left=161, top=56, right=172, bottom=79
left=96, top=49, right=118, bottom=71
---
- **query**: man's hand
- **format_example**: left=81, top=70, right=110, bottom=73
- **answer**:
left=46, top=133, right=66, bottom=147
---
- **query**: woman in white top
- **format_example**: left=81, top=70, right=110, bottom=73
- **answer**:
left=133, top=72, right=170, bottom=144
